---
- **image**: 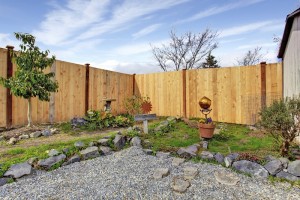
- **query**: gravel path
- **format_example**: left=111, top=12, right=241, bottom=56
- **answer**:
left=0, top=147, right=299, bottom=200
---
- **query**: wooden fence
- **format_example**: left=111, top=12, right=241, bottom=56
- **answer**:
left=134, top=63, right=282, bottom=125
left=0, top=46, right=282, bottom=127
left=0, top=47, right=133, bottom=127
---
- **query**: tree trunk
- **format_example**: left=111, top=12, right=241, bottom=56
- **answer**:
left=280, top=140, right=290, bottom=157
left=27, top=97, right=32, bottom=127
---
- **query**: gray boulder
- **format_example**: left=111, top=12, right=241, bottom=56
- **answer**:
left=227, top=153, right=239, bottom=161
left=80, top=146, right=100, bottom=160
left=30, top=131, right=42, bottom=138
left=214, top=153, right=224, bottom=164
left=201, top=151, right=215, bottom=160
left=177, top=144, right=199, bottom=158
left=37, top=154, right=66, bottom=170
left=130, top=136, right=142, bottom=148
left=48, top=149, right=60, bottom=157
left=99, top=146, right=113, bottom=156
left=113, top=134, right=126, bottom=150
left=7, top=137, right=17, bottom=145
left=232, top=160, right=269, bottom=178
left=19, top=134, right=29, bottom=140
left=4, top=162, right=33, bottom=178
left=74, top=141, right=85, bottom=149
left=62, top=148, right=70, bottom=154
left=0, top=178, right=10, bottom=186
left=224, top=157, right=233, bottom=167
left=62, top=155, right=81, bottom=166
left=264, top=160, right=284, bottom=175
left=265, top=155, right=277, bottom=162
left=156, top=151, right=170, bottom=159
left=276, top=171, right=300, bottom=181
left=71, top=117, right=87, bottom=127
left=98, top=138, right=109, bottom=146
left=42, top=129, right=52, bottom=137
left=287, top=160, right=300, bottom=176
left=89, top=141, right=97, bottom=147
left=143, top=149, right=153, bottom=155
left=279, top=157, right=289, bottom=168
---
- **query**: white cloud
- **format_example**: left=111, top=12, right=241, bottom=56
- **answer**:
left=0, top=33, right=19, bottom=49
left=32, top=0, right=110, bottom=45
left=177, top=0, right=265, bottom=23
left=219, top=21, right=274, bottom=38
left=132, top=24, right=162, bottom=39
left=76, top=0, right=189, bottom=41
left=237, top=42, right=275, bottom=50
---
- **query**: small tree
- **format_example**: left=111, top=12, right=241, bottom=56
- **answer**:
left=0, top=33, right=58, bottom=127
left=151, top=29, right=218, bottom=71
left=237, top=47, right=264, bottom=66
left=259, top=98, right=300, bottom=157
left=201, top=53, right=220, bottom=68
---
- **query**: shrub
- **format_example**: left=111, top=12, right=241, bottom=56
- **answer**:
left=259, top=97, right=300, bottom=157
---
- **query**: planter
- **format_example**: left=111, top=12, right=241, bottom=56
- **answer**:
left=199, top=123, right=215, bottom=139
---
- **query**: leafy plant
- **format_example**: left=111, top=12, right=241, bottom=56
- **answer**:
left=0, top=33, right=58, bottom=127
left=123, top=95, right=151, bottom=115
left=259, top=97, right=300, bottom=157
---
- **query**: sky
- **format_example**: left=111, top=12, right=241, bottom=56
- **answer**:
left=0, top=0, right=299, bottom=74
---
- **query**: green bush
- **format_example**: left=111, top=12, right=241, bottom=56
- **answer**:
left=259, top=97, right=300, bottom=157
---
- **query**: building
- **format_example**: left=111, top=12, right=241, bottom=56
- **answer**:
left=278, top=8, right=300, bottom=98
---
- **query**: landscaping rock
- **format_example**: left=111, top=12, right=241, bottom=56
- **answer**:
left=42, top=129, right=52, bottom=137
left=98, top=138, right=109, bottom=146
left=48, top=149, right=60, bottom=157
left=37, top=154, right=66, bottom=170
left=287, top=160, right=300, bottom=177
left=172, top=157, right=185, bottom=166
left=7, top=137, right=17, bottom=145
left=279, top=157, right=289, bottom=168
left=113, top=134, right=126, bottom=150
left=265, top=155, right=277, bottom=162
left=214, top=170, right=240, bottom=186
left=227, top=153, right=239, bottom=161
left=80, top=146, right=100, bottom=160
left=89, top=141, right=97, bottom=147
left=153, top=168, right=169, bottom=179
left=167, top=116, right=176, bottom=122
left=19, top=134, right=29, bottom=140
left=202, top=140, right=208, bottom=149
left=99, top=146, right=113, bottom=156
left=276, top=171, right=300, bottom=181
left=74, top=141, right=85, bottom=149
left=71, top=117, right=87, bottom=127
left=30, top=131, right=42, bottom=138
left=232, top=160, right=269, bottom=178
left=62, top=155, right=81, bottom=166
left=177, top=144, right=200, bottom=158
left=264, top=160, right=284, bottom=175
left=130, top=136, right=142, bottom=148
left=4, top=162, right=33, bottom=179
left=0, top=135, right=5, bottom=141
left=214, top=153, right=224, bottom=164
left=224, top=157, right=233, bottom=167
left=62, top=148, right=70, bottom=154
left=183, top=167, right=198, bottom=180
left=200, top=151, right=214, bottom=160
left=171, top=176, right=190, bottom=193
left=156, top=151, right=170, bottom=159
left=50, top=128, right=58, bottom=134
left=143, top=149, right=153, bottom=155
left=0, top=178, right=10, bottom=186
left=27, top=157, right=38, bottom=166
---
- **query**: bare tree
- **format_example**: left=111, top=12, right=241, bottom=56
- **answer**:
left=236, top=47, right=265, bottom=66
left=151, top=29, right=218, bottom=71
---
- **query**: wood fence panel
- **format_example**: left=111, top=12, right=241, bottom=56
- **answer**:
left=88, top=68, right=133, bottom=114
left=0, top=48, right=7, bottom=127
left=54, top=61, right=86, bottom=122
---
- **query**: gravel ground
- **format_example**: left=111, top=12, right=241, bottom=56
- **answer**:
left=0, top=147, right=299, bottom=200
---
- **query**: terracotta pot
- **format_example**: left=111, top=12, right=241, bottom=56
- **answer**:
left=199, top=123, right=215, bottom=139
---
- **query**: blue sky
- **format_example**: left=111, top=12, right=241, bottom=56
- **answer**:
left=0, top=0, right=299, bottom=74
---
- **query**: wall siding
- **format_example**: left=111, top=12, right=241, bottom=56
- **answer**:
left=283, top=15, right=300, bottom=98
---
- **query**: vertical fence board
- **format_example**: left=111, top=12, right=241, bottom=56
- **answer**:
left=0, top=48, right=7, bottom=127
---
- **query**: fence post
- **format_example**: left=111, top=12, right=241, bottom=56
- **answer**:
left=132, top=73, right=136, bottom=96
left=85, top=63, right=90, bottom=113
left=260, top=62, right=267, bottom=109
left=182, top=69, right=187, bottom=118
left=6, top=45, right=14, bottom=128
